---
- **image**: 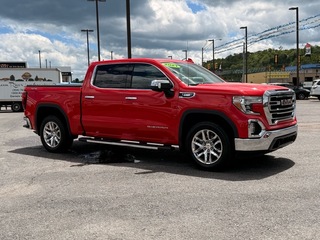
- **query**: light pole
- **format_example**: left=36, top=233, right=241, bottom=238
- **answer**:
left=182, top=50, right=188, bottom=60
left=240, top=26, right=248, bottom=83
left=111, top=51, right=114, bottom=60
left=126, top=0, right=132, bottom=58
left=201, top=47, right=204, bottom=66
left=81, top=29, right=94, bottom=66
left=289, top=7, right=299, bottom=86
left=88, top=0, right=106, bottom=61
left=38, top=50, right=41, bottom=68
left=208, top=39, right=221, bottom=72
left=201, top=40, right=208, bottom=68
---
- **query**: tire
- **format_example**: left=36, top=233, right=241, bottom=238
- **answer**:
left=186, top=122, right=233, bottom=170
left=318, top=97, right=320, bottom=101
left=296, top=93, right=305, bottom=100
left=11, top=102, right=22, bottom=112
left=40, top=116, right=73, bottom=153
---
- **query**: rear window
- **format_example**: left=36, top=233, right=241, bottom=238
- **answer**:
left=93, top=64, right=132, bottom=88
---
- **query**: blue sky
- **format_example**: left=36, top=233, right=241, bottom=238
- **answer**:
left=187, top=0, right=206, bottom=13
left=0, top=0, right=319, bottom=79
left=0, top=26, right=12, bottom=34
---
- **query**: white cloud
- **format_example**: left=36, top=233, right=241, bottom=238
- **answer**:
left=0, top=0, right=319, bottom=79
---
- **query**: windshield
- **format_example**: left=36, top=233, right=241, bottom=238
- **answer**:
left=161, top=62, right=225, bottom=85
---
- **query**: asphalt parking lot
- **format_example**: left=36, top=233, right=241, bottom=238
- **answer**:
left=1, top=99, right=320, bottom=240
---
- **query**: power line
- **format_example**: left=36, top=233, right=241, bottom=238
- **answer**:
left=210, top=13, right=320, bottom=55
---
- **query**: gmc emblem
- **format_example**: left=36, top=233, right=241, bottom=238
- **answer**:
left=280, top=98, right=293, bottom=106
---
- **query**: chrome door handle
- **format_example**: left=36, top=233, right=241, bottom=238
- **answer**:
left=125, top=97, right=137, bottom=100
left=84, top=95, right=95, bottom=99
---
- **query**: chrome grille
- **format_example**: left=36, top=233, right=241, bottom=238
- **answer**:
left=263, top=89, right=296, bottom=125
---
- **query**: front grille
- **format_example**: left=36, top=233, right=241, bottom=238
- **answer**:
left=264, top=89, right=296, bottom=125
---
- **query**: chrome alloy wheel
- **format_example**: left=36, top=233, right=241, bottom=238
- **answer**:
left=191, top=129, right=223, bottom=165
left=43, top=121, right=62, bottom=148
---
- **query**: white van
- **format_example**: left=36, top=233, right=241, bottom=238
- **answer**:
left=310, top=79, right=320, bottom=100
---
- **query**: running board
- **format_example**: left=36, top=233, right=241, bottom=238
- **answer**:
left=78, top=137, right=179, bottom=151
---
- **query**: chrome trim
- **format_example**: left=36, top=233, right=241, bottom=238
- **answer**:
left=84, top=96, right=95, bottom=99
left=23, top=117, right=32, bottom=129
left=263, top=89, right=296, bottom=125
left=78, top=137, right=180, bottom=150
left=179, top=92, right=195, bottom=98
left=235, top=125, right=297, bottom=151
left=248, top=119, right=266, bottom=138
left=125, top=97, right=137, bottom=100
left=85, top=139, right=159, bottom=150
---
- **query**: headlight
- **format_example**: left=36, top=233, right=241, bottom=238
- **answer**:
left=233, top=96, right=263, bottom=115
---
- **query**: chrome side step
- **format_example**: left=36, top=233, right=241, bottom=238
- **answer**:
left=78, top=137, right=179, bottom=151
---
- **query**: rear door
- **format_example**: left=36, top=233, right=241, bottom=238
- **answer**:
left=81, top=64, right=133, bottom=138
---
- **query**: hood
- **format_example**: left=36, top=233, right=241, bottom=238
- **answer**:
left=189, top=82, right=288, bottom=96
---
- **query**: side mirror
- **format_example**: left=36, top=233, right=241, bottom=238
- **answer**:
left=150, top=80, right=173, bottom=91
left=150, top=79, right=174, bottom=98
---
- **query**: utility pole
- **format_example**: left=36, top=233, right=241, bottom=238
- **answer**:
left=126, top=0, right=132, bottom=58
left=87, top=0, right=106, bottom=61
left=240, top=26, right=248, bottom=83
left=38, top=50, right=42, bottom=68
left=289, top=7, right=299, bottom=86
left=81, top=29, right=94, bottom=66
left=208, top=39, right=221, bottom=72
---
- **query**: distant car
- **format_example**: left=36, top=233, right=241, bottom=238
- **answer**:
left=303, top=81, right=313, bottom=90
left=269, top=83, right=310, bottom=100
left=310, top=79, right=320, bottom=101
left=290, top=85, right=310, bottom=100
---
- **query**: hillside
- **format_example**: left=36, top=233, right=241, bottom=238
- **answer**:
left=204, top=45, right=320, bottom=81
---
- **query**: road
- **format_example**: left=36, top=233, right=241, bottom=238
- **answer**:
left=0, top=99, right=319, bottom=240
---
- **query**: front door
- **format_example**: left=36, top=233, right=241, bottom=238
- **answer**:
left=81, top=63, right=179, bottom=144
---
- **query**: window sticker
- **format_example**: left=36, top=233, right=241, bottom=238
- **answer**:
left=162, top=63, right=181, bottom=69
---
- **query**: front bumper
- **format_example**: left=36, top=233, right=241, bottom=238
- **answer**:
left=235, top=125, right=298, bottom=152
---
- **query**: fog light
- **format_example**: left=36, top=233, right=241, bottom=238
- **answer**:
left=248, top=120, right=265, bottom=138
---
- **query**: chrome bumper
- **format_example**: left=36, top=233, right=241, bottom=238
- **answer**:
left=23, top=117, right=32, bottom=129
left=235, top=125, right=298, bottom=152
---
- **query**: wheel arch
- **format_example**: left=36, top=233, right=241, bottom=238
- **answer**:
left=35, top=104, right=72, bottom=137
left=179, top=110, right=238, bottom=152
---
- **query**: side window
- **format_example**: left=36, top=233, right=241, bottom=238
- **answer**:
left=93, top=64, right=133, bottom=88
left=130, top=64, right=168, bottom=89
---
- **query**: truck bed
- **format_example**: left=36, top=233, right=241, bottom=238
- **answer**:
left=23, top=84, right=83, bottom=135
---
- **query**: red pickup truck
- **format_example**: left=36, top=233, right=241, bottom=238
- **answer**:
left=22, top=58, right=297, bottom=170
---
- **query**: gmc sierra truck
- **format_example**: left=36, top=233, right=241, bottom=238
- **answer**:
left=22, top=58, right=298, bottom=170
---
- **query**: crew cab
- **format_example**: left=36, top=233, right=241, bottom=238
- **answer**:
left=22, top=58, right=298, bottom=170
